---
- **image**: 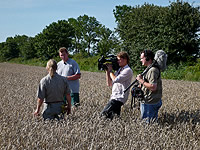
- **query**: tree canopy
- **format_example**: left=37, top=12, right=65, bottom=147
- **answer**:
left=0, top=1, right=199, bottom=71
left=34, top=20, right=75, bottom=60
left=114, top=1, right=200, bottom=70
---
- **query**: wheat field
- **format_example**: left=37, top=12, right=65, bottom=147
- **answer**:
left=0, top=63, right=199, bottom=150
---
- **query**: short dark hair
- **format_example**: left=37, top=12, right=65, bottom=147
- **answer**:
left=59, top=47, right=68, bottom=54
left=141, top=50, right=154, bottom=61
left=117, top=51, right=130, bottom=64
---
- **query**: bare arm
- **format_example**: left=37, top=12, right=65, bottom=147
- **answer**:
left=106, top=64, right=116, bottom=86
left=66, top=93, right=71, bottom=115
left=33, top=98, right=44, bottom=116
left=136, top=74, right=157, bottom=92
left=67, top=73, right=81, bottom=80
left=109, top=72, right=116, bottom=81
left=106, top=70, right=112, bottom=86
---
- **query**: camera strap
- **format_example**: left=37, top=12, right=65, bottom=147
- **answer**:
left=117, top=67, right=123, bottom=75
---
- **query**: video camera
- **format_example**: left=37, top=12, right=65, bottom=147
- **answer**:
left=98, top=55, right=120, bottom=71
left=130, top=84, right=144, bottom=109
left=131, top=84, right=144, bottom=100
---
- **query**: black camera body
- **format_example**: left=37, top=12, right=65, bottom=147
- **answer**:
left=98, top=55, right=120, bottom=71
left=131, top=84, right=144, bottom=100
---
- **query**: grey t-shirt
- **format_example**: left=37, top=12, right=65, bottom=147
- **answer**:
left=37, top=73, right=70, bottom=103
left=57, top=59, right=81, bottom=93
left=142, top=67, right=162, bottom=104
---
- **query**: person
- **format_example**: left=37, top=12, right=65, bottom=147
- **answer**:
left=100, top=51, right=133, bottom=119
left=136, top=50, right=162, bottom=123
left=57, top=47, right=81, bottom=107
left=33, top=59, right=71, bottom=120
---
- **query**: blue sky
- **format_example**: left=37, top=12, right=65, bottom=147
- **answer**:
left=0, top=0, right=199, bottom=42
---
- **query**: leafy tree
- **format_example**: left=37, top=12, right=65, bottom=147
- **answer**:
left=11, top=35, right=36, bottom=59
left=34, top=20, right=74, bottom=59
left=0, top=35, right=36, bottom=60
left=34, top=33, right=48, bottom=59
left=20, top=37, right=36, bottom=59
left=114, top=1, right=200, bottom=70
left=163, top=1, right=200, bottom=64
left=68, top=18, right=83, bottom=54
left=77, top=15, right=101, bottom=55
left=96, top=26, right=118, bottom=56
left=2, top=37, right=19, bottom=60
left=69, top=14, right=117, bottom=56
left=114, top=4, right=164, bottom=70
left=0, top=42, right=6, bottom=61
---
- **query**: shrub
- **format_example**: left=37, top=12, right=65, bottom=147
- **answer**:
left=162, top=59, right=200, bottom=81
left=72, top=54, right=100, bottom=72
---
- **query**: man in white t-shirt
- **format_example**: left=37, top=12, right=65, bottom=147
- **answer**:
left=57, top=47, right=81, bottom=107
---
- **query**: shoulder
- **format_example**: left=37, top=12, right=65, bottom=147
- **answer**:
left=57, top=61, right=63, bottom=67
left=55, top=73, right=68, bottom=82
left=150, top=67, right=160, bottom=73
left=68, top=58, right=78, bottom=64
left=40, top=74, right=50, bottom=84
left=124, top=65, right=133, bottom=73
left=68, top=59, right=80, bottom=70
left=55, top=73, right=64, bottom=79
left=57, top=60, right=63, bottom=64
left=148, top=67, right=160, bottom=78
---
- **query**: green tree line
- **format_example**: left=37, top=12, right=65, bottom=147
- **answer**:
left=0, top=1, right=199, bottom=75
left=0, top=15, right=118, bottom=61
left=114, top=1, right=200, bottom=71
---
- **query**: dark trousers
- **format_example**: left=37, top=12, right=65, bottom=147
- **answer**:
left=100, top=99, right=123, bottom=120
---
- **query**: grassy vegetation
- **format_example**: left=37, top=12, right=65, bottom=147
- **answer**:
left=7, top=57, right=47, bottom=67
left=72, top=54, right=99, bottom=72
left=2, top=56, right=200, bottom=82
left=161, top=60, right=200, bottom=82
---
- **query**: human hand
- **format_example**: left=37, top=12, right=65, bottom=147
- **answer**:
left=136, top=74, right=142, bottom=81
left=65, top=105, right=71, bottom=115
left=33, top=109, right=40, bottom=116
left=106, top=64, right=113, bottom=72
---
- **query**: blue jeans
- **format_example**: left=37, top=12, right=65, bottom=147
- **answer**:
left=140, top=99, right=162, bottom=123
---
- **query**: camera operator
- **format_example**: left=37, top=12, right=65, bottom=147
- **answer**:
left=136, top=50, right=162, bottom=123
left=100, top=51, right=133, bottom=119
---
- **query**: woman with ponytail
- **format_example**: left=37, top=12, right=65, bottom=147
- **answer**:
left=33, top=59, right=71, bottom=120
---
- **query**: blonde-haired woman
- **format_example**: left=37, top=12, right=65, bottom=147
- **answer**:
left=33, top=59, right=71, bottom=120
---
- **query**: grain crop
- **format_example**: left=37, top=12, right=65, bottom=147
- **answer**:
left=0, top=63, right=199, bottom=150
